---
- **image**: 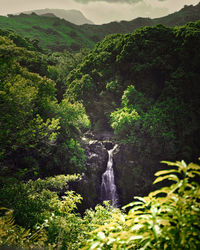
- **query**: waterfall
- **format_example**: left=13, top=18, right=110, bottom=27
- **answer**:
left=100, top=144, right=118, bottom=207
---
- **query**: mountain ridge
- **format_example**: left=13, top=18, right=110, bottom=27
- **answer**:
left=15, top=8, right=94, bottom=25
left=0, top=3, right=200, bottom=52
left=81, top=3, right=200, bottom=41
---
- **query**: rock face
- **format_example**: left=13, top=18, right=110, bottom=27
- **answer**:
left=113, top=143, right=158, bottom=207
left=74, top=137, right=108, bottom=211
left=74, top=131, right=159, bottom=211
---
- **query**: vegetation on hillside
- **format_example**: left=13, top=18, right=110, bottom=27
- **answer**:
left=0, top=13, right=95, bottom=52
left=64, top=20, right=200, bottom=207
left=0, top=14, right=200, bottom=249
left=84, top=160, right=200, bottom=249
left=0, top=33, right=90, bottom=181
left=0, top=3, right=200, bottom=52
left=66, top=20, right=200, bottom=166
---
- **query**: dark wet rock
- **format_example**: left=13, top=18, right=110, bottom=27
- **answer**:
left=93, top=131, right=115, bottom=141
left=84, top=131, right=95, bottom=139
left=102, top=141, right=114, bottom=150
left=113, top=144, right=156, bottom=207
left=73, top=138, right=108, bottom=211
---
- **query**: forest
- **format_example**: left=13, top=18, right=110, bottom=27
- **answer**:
left=0, top=13, right=200, bottom=249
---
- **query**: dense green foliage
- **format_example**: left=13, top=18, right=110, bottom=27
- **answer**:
left=84, top=160, right=200, bottom=249
left=0, top=34, right=90, bottom=179
left=47, top=48, right=90, bottom=101
left=0, top=3, right=200, bottom=52
left=0, top=174, right=84, bottom=249
left=66, top=20, right=200, bottom=164
left=0, top=208, right=47, bottom=248
left=0, top=31, right=93, bottom=248
left=1, top=160, right=199, bottom=249
left=0, top=13, right=95, bottom=52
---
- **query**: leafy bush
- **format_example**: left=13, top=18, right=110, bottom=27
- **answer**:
left=83, top=159, right=200, bottom=249
left=0, top=174, right=80, bottom=228
left=66, top=21, right=200, bottom=163
left=1, top=160, right=199, bottom=249
left=0, top=208, right=47, bottom=249
left=0, top=174, right=85, bottom=249
left=0, top=35, right=90, bottom=177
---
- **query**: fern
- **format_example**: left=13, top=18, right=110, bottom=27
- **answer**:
left=0, top=208, right=47, bottom=248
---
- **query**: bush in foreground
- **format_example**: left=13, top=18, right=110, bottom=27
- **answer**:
left=83, top=159, right=200, bottom=249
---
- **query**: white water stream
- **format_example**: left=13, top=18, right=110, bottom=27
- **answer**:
left=100, top=145, right=118, bottom=207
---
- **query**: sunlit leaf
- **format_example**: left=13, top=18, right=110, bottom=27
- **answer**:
left=153, top=174, right=179, bottom=184
left=155, top=169, right=178, bottom=176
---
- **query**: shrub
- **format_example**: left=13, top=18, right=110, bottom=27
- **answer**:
left=83, top=159, right=200, bottom=249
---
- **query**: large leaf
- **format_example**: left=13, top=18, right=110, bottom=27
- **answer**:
left=153, top=174, right=179, bottom=184
left=155, top=169, right=178, bottom=176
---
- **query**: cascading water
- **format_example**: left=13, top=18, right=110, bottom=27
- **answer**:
left=100, top=144, right=119, bottom=207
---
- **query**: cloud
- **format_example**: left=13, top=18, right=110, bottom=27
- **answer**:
left=78, top=0, right=169, bottom=24
left=1, top=0, right=199, bottom=25
left=74, top=0, right=143, bottom=4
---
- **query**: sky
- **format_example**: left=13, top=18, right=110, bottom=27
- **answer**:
left=0, top=0, right=199, bottom=24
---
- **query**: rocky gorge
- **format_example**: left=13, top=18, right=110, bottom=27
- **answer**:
left=71, top=131, right=158, bottom=211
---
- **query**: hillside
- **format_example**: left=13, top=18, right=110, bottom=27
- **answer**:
left=82, top=2, right=200, bottom=41
left=18, top=8, right=94, bottom=25
left=155, top=3, right=200, bottom=26
left=0, top=13, right=95, bottom=51
left=0, top=3, right=200, bottom=52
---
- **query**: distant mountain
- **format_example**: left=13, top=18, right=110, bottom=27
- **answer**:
left=154, top=3, right=200, bottom=26
left=18, top=9, right=94, bottom=25
left=1, top=3, right=200, bottom=52
left=82, top=3, right=200, bottom=41
left=40, top=13, right=57, bottom=18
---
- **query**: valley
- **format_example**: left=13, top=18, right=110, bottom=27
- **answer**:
left=0, top=2, right=200, bottom=249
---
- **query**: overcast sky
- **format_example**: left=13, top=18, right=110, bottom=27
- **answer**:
left=0, top=0, right=199, bottom=24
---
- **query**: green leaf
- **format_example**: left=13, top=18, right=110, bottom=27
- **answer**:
left=133, top=197, right=147, bottom=203
left=155, top=169, right=178, bottom=177
left=149, top=187, right=170, bottom=198
left=97, top=232, right=105, bottom=240
left=153, top=174, right=179, bottom=184
left=191, top=171, right=200, bottom=177
left=188, top=163, right=200, bottom=171
left=90, top=241, right=100, bottom=249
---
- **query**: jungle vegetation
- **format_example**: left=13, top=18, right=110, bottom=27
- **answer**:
left=0, top=16, right=200, bottom=249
